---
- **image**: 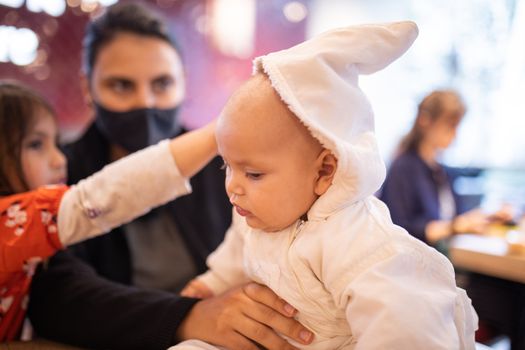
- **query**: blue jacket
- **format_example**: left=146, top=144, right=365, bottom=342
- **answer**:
left=379, top=151, right=464, bottom=243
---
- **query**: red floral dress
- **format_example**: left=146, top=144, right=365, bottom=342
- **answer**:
left=0, top=185, right=68, bottom=341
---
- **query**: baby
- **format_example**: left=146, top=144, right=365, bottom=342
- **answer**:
left=175, top=21, right=478, bottom=349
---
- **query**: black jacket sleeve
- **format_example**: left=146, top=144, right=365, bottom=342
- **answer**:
left=28, top=250, right=199, bottom=350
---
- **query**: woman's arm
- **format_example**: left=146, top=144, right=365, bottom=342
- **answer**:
left=169, top=120, right=217, bottom=178
left=0, top=122, right=217, bottom=272
left=58, top=122, right=217, bottom=246
left=177, top=283, right=313, bottom=350
left=29, top=253, right=313, bottom=350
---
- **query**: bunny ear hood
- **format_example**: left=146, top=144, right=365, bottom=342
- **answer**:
left=253, top=21, right=418, bottom=219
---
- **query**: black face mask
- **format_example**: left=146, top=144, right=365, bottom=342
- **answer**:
left=94, top=103, right=182, bottom=153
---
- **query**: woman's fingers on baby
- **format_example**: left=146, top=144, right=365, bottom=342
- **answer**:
left=180, top=286, right=193, bottom=297
left=180, top=281, right=197, bottom=297
left=243, top=282, right=296, bottom=316
left=180, top=279, right=213, bottom=298
left=242, top=282, right=313, bottom=346
left=233, top=315, right=299, bottom=350
left=175, top=291, right=261, bottom=350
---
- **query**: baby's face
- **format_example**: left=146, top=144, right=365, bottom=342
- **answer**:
left=217, top=75, right=322, bottom=232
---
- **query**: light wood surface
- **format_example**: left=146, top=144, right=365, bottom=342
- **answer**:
left=449, top=233, right=525, bottom=283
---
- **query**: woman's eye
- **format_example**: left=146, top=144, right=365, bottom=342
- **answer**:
left=110, top=80, right=133, bottom=93
left=153, top=77, right=174, bottom=93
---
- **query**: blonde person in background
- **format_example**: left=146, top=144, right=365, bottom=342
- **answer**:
left=380, top=90, right=512, bottom=245
left=380, top=91, right=523, bottom=349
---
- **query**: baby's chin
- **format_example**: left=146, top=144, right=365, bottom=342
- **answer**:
left=245, top=217, right=295, bottom=233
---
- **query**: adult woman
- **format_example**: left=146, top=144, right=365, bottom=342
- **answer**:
left=27, top=3, right=313, bottom=350
left=380, top=89, right=523, bottom=349
left=380, top=90, right=492, bottom=245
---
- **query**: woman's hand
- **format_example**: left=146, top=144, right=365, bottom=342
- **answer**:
left=180, top=279, right=214, bottom=299
left=176, top=282, right=314, bottom=350
left=452, top=209, right=490, bottom=234
left=426, top=209, right=491, bottom=243
left=487, top=203, right=515, bottom=224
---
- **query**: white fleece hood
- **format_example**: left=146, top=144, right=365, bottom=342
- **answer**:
left=253, top=21, right=418, bottom=219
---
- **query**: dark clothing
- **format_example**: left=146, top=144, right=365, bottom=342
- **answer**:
left=379, top=151, right=463, bottom=243
left=467, top=273, right=525, bottom=350
left=28, top=123, right=232, bottom=350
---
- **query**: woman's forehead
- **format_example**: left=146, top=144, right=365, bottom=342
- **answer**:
left=93, top=33, right=183, bottom=78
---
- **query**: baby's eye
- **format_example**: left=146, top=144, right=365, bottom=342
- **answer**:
left=246, top=172, right=263, bottom=180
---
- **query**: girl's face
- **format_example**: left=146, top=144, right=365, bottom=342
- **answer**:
left=21, top=109, right=67, bottom=190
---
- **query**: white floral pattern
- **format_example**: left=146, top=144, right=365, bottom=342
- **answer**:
left=41, top=210, right=52, bottom=225
left=3, top=203, right=27, bottom=236
left=2, top=203, right=58, bottom=237
left=0, top=188, right=66, bottom=340
left=41, top=210, right=58, bottom=234
left=0, top=296, right=13, bottom=314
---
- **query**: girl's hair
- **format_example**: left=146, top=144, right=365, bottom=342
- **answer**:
left=398, top=89, right=466, bottom=155
left=0, top=81, right=55, bottom=196
left=83, top=1, right=180, bottom=78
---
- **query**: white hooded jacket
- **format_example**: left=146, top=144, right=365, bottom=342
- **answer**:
left=178, top=21, right=478, bottom=350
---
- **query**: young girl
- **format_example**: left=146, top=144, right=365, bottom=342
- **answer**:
left=0, top=81, right=217, bottom=341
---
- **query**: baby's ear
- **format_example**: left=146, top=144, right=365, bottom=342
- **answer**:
left=314, top=149, right=337, bottom=196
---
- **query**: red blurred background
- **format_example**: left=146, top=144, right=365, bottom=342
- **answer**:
left=0, top=0, right=308, bottom=140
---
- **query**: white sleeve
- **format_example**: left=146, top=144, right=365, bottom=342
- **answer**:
left=57, top=140, right=191, bottom=246
left=197, top=211, right=250, bottom=295
left=335, top=249, right=477, bottom=350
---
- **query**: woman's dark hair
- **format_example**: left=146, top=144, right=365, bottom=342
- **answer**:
left=398, top=89, right=466, bottom=155
left=83, top=1, right=180, bottom=77
left=0, top=81, right=55, bottom=195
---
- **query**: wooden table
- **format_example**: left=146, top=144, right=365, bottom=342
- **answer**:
left=1, top=340, right=85, bottom=349
left=449, top=233, right=525, bottom=283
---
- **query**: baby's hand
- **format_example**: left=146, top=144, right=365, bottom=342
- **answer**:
left=180, top=279, right=214, bottom=299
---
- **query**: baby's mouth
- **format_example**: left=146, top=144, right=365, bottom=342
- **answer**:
left=234, top=205, right=252, bottom=217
